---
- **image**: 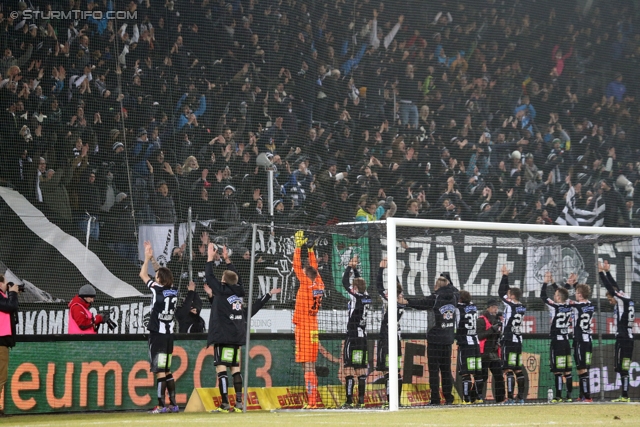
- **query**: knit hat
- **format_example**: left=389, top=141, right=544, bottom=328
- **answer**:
left=78, top=284, right=96, bottom=297
left=112, top=142, right=124, bottom=151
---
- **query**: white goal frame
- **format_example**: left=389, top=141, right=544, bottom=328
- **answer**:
left=385, top=218, right=640, bottom=411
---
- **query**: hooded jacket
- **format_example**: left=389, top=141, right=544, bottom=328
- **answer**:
left=176, top=290, right=206, bottom=333
left=407, top=283, right=458, bottom=345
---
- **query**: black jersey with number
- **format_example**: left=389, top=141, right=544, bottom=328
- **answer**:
left=600, top=271, right=635, bottom=340
left=541, top=283, right=572, bottom=340
left=377, top=267, right=405, bottom=340
left=498, top=275, right=526, bottom=344
left=455, top=302, right=479, bottom=345
left=571, top=300, right=594, bottom=343
left=205, top=261, right=247, bottom=346
left=342, top=266, right=372, bottom=338
left=146, top=279, right=178, bottom=334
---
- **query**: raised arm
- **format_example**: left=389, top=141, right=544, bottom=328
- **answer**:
left=498, top=265, right=510, bottom=300
left=406, top=294, right=437, bottom=310
left=250, top=288, right=281, bottom=317
left=293, top=247, right=304, bottom=279
left=599, top=261, right=617, bottom=294
left=383, top=16, right=403, bottom=50
left=342, top=258, right=361, bottom=295
left=541, top=272, right=555, bottom=306
left=205, top=243, right=224, bottom=294
left=139, top=241, right=153, bottom=284
left=293, top=231, right=307, bottom=279
left=176, top=281, right=196, bottom=322
left=377, top=266, right=387, bottom=300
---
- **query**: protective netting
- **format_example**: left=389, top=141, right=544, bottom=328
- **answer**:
left=0, top=0, right=639, bottom=410
left=239, top=223, right=640, bottom=406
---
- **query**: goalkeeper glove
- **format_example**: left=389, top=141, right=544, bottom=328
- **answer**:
left=306, top=237, right=318, bottom=253
left=294, top=230, right=307, bottom=248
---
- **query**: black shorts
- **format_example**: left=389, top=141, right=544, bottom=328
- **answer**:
left=376, top=336, right=402, bottom=371
left=213, top=344, right=241, bottom=367
left=573, top=340, right=593, bottom=370
left=148, top=332, right=174, bottom=373
left=615, top=339, right=634, bottom=373
left=501, top=341, right=522, bottom=369
left=344, top=337, right=368, bottom=369
left=457, top=344, right=482, bottom=375
left=549, top=339, right=572, bottom=372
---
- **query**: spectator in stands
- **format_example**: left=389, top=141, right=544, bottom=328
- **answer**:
left=176, top=281, right=206, bottom=334
left=0, top=0, right=638, bottom=260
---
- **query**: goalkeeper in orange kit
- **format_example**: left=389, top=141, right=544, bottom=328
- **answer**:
left=293, top=230, right=325, bottom=409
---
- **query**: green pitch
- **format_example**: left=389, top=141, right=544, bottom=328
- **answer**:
left=3, top=404, right=640, bottom=426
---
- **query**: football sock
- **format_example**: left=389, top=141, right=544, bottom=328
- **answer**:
left=506, top=372, right=515, bottom=399
left=622, top=373, right=629, bottom=398
left=304, top=371, right=318, bottom=405
left=165, top=374, right=176, bottom=406
left=384, top=373, right=390, bottom=402
left=554, top=373, right=563, bottom=399
left=461, top=374, right=471, bottom=401
left=579, top=372, right=590, bottom=399
left=233, top=372, right=243, bottom=403
left=515, top=371, right=525, bottom=400
left=218, top=371, right=229, bottom=404
left=345, top=375, right=354, bottom=404
left=156, top=377, right=167, bottom=407
left=564, top=373, right=573, bottom=398
left=474, top=377, right=484, bottom=399
left=358, top=374, right=367, bottom=404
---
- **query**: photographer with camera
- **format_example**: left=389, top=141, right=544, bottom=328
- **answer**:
left=476, top=299, right=505, bottom=403
left=0, top=275, right=19, bottom=415
left=67, top=284, right=111, bottom=334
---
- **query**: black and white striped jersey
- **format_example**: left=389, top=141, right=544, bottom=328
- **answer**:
left=343, top=266, right=372, bottom=338
left=146, top=279, right=178, bottom=334
left=455, top=302, right=479, bottom=346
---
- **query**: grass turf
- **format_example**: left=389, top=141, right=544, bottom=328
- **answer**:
left=3, top=404, right=640, bottom=426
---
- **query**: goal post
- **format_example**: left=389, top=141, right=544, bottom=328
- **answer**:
left=385, top=218, right=640, bottom=412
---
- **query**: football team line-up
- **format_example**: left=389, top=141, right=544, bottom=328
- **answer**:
left=1, top=231, right=635, bottom=414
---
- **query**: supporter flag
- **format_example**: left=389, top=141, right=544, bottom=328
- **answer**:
left=555, top=185, right=605, bottom=227
left=632, top=237, right=640, bottom=283
left=138, top=224, right=175, bottom=275
left=331, top=234, right=370, bottom=298
left=525, top=236, right=589, bottom=297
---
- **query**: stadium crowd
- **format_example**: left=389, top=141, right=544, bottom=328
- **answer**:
left=1, top=0, right=640, bottom=261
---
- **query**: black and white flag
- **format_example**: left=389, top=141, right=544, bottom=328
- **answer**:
left=556, top=185, right=605, bottom=227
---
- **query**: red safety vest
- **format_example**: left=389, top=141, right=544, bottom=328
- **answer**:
left=68, top=303, right=97, bottom=334
left=478, top=314, right=491, bottom=354
left=0, top=291, right=12, bottom=337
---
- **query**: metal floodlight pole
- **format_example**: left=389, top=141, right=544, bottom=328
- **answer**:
left=386, top=218, right=399, bottom=411
left=594, top=242, right=605, bottom=402
left=188, top=207, right=193, bottom=283
left=268, top=169, right=274, bottom=217
left=243, top=223, right=258, bottom=413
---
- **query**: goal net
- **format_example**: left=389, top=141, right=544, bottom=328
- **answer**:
left=382, top=218, right=640, bottom=411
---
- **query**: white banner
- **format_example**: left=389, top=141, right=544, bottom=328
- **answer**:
left=633, top=237, right=640, bottom=283
left=525, top=236, right=590, bottom=295
left=138, top=224, right=175, bottom=275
